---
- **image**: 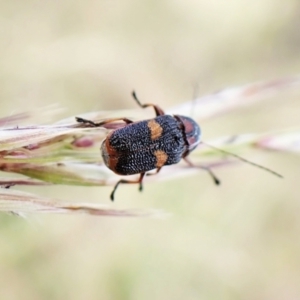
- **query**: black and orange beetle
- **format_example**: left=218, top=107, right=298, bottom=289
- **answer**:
left=76, top=92, right=219, bottom=200
left=76, top=92, right=281, bottom=200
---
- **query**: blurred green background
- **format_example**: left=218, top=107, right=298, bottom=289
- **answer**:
left=1, top=0, right=300, bottom=299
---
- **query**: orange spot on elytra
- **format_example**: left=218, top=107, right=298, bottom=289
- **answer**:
left=147, top=120, right=163, bottom=140
left=154, top=150, right=168, bottom=168
left=101, top=133, right=119, bottom=173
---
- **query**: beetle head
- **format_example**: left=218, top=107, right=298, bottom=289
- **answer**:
left=175, top=115, right=201, bottom=157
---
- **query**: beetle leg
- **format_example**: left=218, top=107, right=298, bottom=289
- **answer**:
left=110, top=172, right=146, bottom=201
left=76, top=117, right=134, bottom=127
left=132, top=91, right=165, bottom=117
left=146, top=167, right=162, bottom=176
left=184, top=157, right=220, bottom=185
left=1, top=184, right=15, bottom=189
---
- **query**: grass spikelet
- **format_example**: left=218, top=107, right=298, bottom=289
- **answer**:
left=0, top=76, right=299, bottom=216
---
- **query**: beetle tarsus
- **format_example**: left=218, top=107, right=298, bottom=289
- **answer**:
left=184, top=157, right=221, bottom=186
left=76, top=117, right=98, bottom=127
left=132, top=91, right=165, bottom=117
left=76, top=117, right=134, bottom=128
left=110, top=173, right=145, bottom=201
left=1, top=184, right=15, bottom=189
left=205, top=167, right=221, bottom=185
left=139, top=183, right=143, bottom=191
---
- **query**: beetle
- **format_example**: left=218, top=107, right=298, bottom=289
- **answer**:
left=76, top=92, right=282, bottom=201
left=76, top=91, right=219, bottom=200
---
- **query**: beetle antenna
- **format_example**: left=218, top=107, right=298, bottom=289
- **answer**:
left=201, top=142, right=283, bottom=178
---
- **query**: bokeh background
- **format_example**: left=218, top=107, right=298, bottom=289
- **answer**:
left=1, top=0, right=300, bottom=299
